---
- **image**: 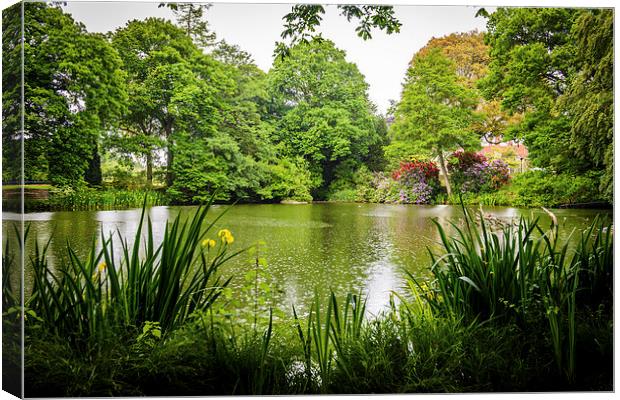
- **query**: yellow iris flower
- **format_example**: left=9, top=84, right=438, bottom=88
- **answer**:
left=217, top=229, right=235, bottom=245
left=202, top=239, right=216, bottom=248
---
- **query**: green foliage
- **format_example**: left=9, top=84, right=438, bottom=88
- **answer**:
left=17, top=207, right=614, bottom=395
left=111, top=18, right=233, bottom=188
left=22, top=199, right=242, bottom=344
left=558, top=9, right=613, bottom=202
left=389, top=48, right=480, bottom=194
left=268, top=39, right=383, bottom=198
left=4, top=3, right=127, bottom=185
left=292, top=291, right=366, bottom=392
left=480, top=8, right=612, bottom=202
left=40, top=187, right=168, bottom=211
left=506, top=170, right=603, bottom=208
left=411, top=206, right=612, bottom=381
left=2, top=3, right=23, bottom=184
left=256, top=157, right=314, bottom=203
left=390, top=48, right=480, bottom=155
left=275, top=5, right=401, bottom=58
left=354, top=170, right=400, bottom=204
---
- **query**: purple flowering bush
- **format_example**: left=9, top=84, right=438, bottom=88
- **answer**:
left=448, top=151, right=510, bottom=193
left=392, top=161, right=441, bottom=204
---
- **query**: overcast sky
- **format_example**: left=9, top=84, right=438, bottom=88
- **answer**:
left=62, top=2, right=488, bottom=114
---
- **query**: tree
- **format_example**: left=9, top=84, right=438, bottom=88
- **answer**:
left=275, top=5, right=401, bottom=58
left=111, top=18, right=231, bottom=187
left=4, top=3, right=126, bottom=186
left=389, top=48, right=480, bottom=196
left=478, top=8, right=583, bottom=173
left=416, top=30, right=489, bottom=86
left=161, top=3, right=217, bottom=49
left=2, top=3, right=23, bottom=183
left=415, top=31, right=521, bottom=145
left=173, top=39, right=278, bottom=202
left=267, top=39, right=382, bottom=198
left=558, top=9, right=613, bottom=202
left=480, top=7, right=612, bottom=202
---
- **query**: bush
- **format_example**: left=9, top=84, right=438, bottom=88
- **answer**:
left=391, top=160, right=441, bottom=204
left=448, top=151, right=509, bottom=193
left=353, top=169, right=400, bottom=204
left=257, top=157, right=315, bottom=203
left=508, top=170, right=603, bottom=207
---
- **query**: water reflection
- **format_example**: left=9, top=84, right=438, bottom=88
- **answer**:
left=2, top=203, right=611, bottom=316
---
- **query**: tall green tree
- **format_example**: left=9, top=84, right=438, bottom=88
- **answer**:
left=267, top=39, right=382, bottom=198
left=558, top=9, right=613, bottom=202
left=3, top=3, right=126, bottom=186
left=389, top=48, right=480, bottom=195
left=2, top=3, right=23, bottom=183
left=479, top=8, right=581, bottom=173
left=480, top=7, right=613, bottom=202
left=169, top=41, right=273, bottom=202
left=111, top=18, right=231, bottom=187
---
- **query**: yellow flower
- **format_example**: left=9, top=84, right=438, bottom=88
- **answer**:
left=218, top=229, right=234, bottom=245
left=92, top=262, right=106, bottom=281
left=202, top=239, right=216, bottom=248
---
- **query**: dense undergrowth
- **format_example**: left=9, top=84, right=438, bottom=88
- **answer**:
left=2, top=201, right=613, bottom=395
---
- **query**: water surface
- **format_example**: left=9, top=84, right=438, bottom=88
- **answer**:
left=3, top=203, right=610, bottom=316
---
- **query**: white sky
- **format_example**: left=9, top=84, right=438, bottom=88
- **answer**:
left=61, top=2, right=488, bottom=113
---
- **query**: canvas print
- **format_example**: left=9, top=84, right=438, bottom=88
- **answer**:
left=1, top=1, right=614, bottom=397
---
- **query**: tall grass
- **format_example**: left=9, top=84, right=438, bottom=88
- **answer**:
left=14, top=201, right=614, bottom=395
left=24, top=196, right=243, bottom=344
left=409, top=205, right=613, bottom=381
left=38, top=187, right=168, bottom=211
left=292, top=291, right=367, bottom=392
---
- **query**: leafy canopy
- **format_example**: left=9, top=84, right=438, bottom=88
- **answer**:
left=268, top=39, right=382, bottom=196
left=274, top=5, right=401, bottom=58
left=389, top=48, right=480, bottom=159
left=3, top=3, right=126, bottom=185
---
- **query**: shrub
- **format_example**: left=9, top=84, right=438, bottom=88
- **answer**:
left=508, top=170, right=603, bottom=207
left=354, top=170, right=400, bottom=203
left=486, top=159, right=510, bottom=190
left=448, top=151, right=509, bottom=193
left=391, top=160, right=441, bottom=204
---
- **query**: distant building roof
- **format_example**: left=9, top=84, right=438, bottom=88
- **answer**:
left=480, top=141, right=528, bottom=159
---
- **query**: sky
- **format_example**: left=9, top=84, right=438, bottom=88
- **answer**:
left=62, top=2, right=488, bottom=114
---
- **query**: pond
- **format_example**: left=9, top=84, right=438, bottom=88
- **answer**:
left=3, top=203, right=611, bottom=316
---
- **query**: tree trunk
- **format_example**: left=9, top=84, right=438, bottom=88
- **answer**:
left=146, top=151, right=153, bottom=188
left=437, top=150, right=452, bottom=197
left=84, top=142, right=102, bottom=187
left=164, top=122, right=174, bottom=188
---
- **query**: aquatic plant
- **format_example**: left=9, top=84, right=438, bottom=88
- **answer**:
left=408, top=205, right=613, bottom=381
left=24, top=196, right=244, bottom=344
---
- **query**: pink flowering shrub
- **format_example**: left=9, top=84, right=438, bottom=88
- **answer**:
left=448, top=151, right=510, bottom=193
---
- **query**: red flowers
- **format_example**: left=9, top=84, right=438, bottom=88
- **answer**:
left=392, top=160, right=439, bottom=181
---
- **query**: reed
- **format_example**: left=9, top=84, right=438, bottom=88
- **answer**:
left=25, top=196, right=244, bottom=344
left=407, top=205, right=612, bottom=381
